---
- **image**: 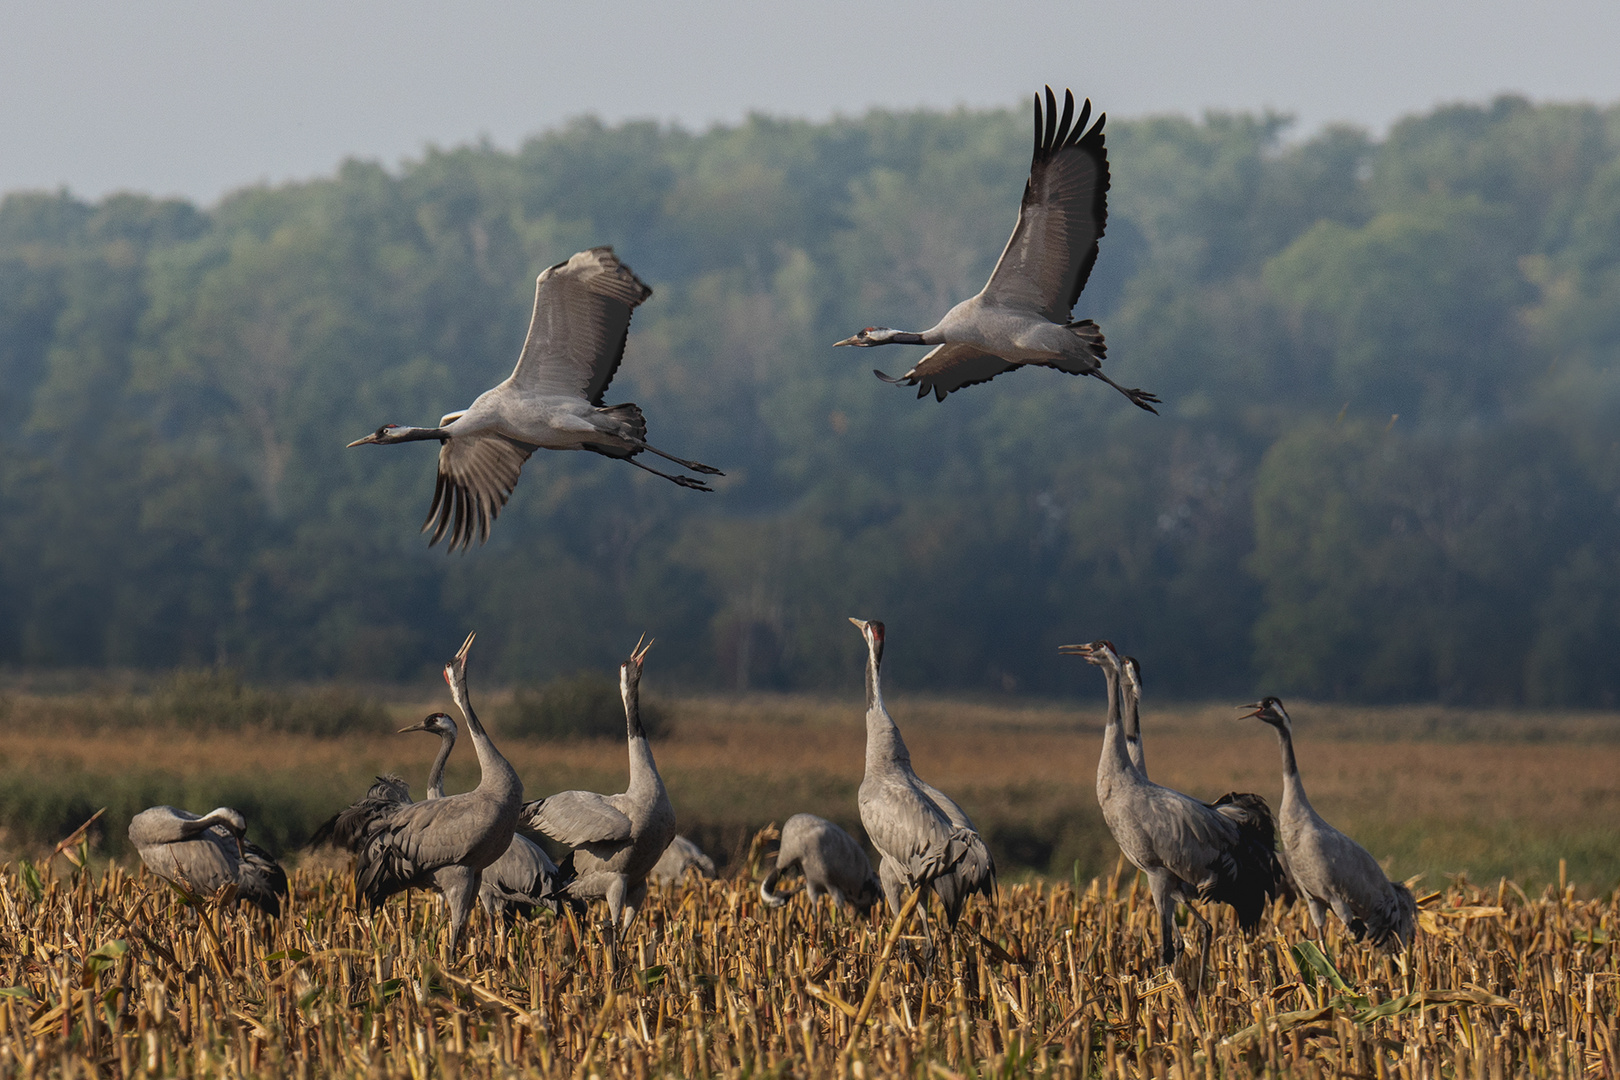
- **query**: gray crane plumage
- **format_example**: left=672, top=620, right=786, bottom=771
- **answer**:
left=129, top=806, right=287, bottom=915
left=1245, top=698, right=1416, bottom=952
left=759, top=813, right=881, bottom=912
left=650, top=835, right=716, bottom=886
left=311, top=711, right=565, bottom=920
left=522, top=638, right=676, bottom=930
left=851, top=618, right=994, bottom=926
left=1120, top=655, right=1147, bottom=776
left=350, top=633, right=522, bottom=951
left=348, top=247, right=721, bottom=551
left=1064, top=641, right=1282, bottom=965
left=835, top=87, right=1157, bottom=412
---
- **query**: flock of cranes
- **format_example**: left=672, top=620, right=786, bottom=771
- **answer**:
left=130, top=620, right=1415, bottom=967
left=125, top=85, right=1417, bottom=972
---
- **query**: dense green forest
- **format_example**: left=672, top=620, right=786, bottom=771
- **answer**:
left=3, top=95, right=1619, bottom=704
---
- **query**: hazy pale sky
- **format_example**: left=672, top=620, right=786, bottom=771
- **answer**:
left=5, top=0, right=1619, bottom=205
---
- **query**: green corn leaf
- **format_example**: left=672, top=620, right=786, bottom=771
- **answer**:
left=1353, top=988, right=1516, bottom=1024
left=1290, top=940, right=1355, bottom=994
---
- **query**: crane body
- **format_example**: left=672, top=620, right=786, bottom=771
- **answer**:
left=760, top=813, right=881, bottom=911
left=129, top=806, right=287, bottom=915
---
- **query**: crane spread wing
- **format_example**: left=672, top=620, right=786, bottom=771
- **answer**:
left=980, top=87, right=1109, bottom=324
left=895, top=344, right=1016, bottom=401
left=423, top=434, right=534, bottom=552
left=509, top=246, right=653, bottom=405
left=523, top=791, right=634, bottom=848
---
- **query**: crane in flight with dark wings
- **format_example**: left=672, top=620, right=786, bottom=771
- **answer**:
left=348, top=247, right=721, bottom=551
left=836, top=88, right=1158, bottom=411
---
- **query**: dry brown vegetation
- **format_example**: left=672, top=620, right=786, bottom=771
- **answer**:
left=3, top=690, right=1619, bottom=888
left=1, top=845, right=1615, bottom=1079
left=3, top=692, right=1619, bottom=1076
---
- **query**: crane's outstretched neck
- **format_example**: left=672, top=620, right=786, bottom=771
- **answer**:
left=443, top=634, right=518, bottom=795
left=623, top=637, right=661, bottom=790
left=347, top=424, right=449, bottom=447
left=852, top=619, right=910, bottom=771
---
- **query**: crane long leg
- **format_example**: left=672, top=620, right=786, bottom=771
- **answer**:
left=625, top=457, right=714, bottom=491
left=1186, top=904, right=1214, bottom=990
left=1088, top=370, right=1162, bottom=414
left=631, top=440, right=723, bottom=476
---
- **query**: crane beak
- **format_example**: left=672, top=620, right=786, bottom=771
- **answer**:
left=398, top=720, right=431, bottom=733
left=1237, top=702, right=1268, bottom=719
left=833, top=334, right=865, bottom=347
left=346, top=433, right=380, bottom=447
left=1057, top=643, right=1094, bottom=655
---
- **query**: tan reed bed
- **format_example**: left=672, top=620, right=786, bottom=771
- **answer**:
left=0, top=848, right=1615, bottom=1079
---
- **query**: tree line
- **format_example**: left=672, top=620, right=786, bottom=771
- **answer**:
left=2, top=95, right=1618, bottom=704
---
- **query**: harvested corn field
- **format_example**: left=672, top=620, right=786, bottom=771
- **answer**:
left=0, top=849, right=1614, bottom=1079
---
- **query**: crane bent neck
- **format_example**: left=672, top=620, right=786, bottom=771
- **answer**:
left=426, top=729, right=456, bottom=799
left=1097, top=667, right=1136, bottom=779
left=1121, top=685, right=1146, bottom=775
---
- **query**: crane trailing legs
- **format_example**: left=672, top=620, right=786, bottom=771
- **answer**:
left=1063, top=640, right=1283, bottom=971
left=1243, top=698, right=1417, bottom=952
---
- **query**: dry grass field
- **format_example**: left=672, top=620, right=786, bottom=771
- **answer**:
left=1, top=689, right=1618, bottom=1076
left=0, top=848, right=1614, bottom=1078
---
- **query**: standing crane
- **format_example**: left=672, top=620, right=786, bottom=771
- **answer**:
left=522, top=638, right=675, bottom=932
left=350, top=633, right=522, bottom=951
left=759, top=813, right=882, bottom=912
left=348, top=247, right=722, bottom=551
left=1243, top=698, right=1417, bottom=951
left=851, top=618, right=995, bottom=926
left=128, top=806, right=287, bottom=915
left=312, top=711, right=565, bottom=920
left=1062, top=640, right=1282, bottom=966
left=835, top=87, right=1158, bottom=411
